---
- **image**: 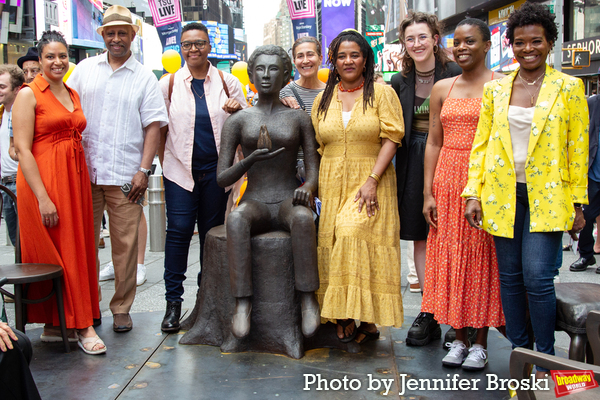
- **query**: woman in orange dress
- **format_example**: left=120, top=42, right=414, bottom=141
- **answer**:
left=13, top=31, right=105, bottom=355
left=421, top=19, right=504, bottom=370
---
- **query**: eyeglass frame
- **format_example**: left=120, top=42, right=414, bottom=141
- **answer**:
left=181, top=40, right=209, bottom=51
left=404, top=34, right=434, bottom=47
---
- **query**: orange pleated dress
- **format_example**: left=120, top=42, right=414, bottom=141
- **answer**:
left=421, top=78, right=504, bottom=329
left=16, top=74, right=99, bottom=329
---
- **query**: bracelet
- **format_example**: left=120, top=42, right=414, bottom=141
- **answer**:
left=369, top=172, right=381, bottom=184
left=466, top=196, right=481, bottom=202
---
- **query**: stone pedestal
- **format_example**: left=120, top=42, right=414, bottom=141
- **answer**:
left=180, top=225, right=358, bottom=358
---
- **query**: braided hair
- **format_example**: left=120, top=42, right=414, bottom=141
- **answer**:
left=316, top=30, right=375, bottom=119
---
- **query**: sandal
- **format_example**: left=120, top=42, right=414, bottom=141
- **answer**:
left=77, top=333, right=107, bottom=355
left=355, top=328, right=380, bottom=345
left=337, top=319, right=357, bottom=343
left=41, top=328, right=78, bottom=343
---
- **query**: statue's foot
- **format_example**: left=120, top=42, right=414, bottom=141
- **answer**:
left=300, top=292, right=320, bottom=338
left=231, top=297, right=252, bottom=338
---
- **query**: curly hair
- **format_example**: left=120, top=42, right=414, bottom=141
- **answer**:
left=37, top=30, right=68, bottom=56
left=457, top=18, right=491, bottom=42
left=0, top=65, right=24, bottom=90
left=316, top=29, right=375, bottom=119
left=506, top=1, right=558, bottom=45
left=398, top=11, right=452, bottom=76
left=247, top=45, right=292, bottom=89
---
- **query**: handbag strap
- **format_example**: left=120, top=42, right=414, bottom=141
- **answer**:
left=218, top=70, right=230, bottom=98
left=289, top=83, right=305, bottom=110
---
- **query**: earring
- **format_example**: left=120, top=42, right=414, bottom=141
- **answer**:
left=433, top=44, right=439, bottom=54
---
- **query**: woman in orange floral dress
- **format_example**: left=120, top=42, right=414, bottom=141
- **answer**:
left=421, top=19, right=504, bottom=370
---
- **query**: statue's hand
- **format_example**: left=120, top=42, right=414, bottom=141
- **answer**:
left=293, top=186, right=312, bottom=206
left=245, top=147, right=286, bottom=166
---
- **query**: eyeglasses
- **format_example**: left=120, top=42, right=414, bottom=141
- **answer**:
left=181, top=40, right=208, bottom=51
left=23, top=68, right=41, bottom=75
left=405, top=34, right=432, bottom=47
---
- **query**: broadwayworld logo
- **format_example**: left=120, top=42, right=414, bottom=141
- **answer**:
left=551, top=370, right=599, bottom=397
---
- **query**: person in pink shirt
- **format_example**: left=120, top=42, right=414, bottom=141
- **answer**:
left=158, top=22, right=246, bottom=333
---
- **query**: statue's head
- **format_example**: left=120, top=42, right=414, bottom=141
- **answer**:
left=247, top=45, right=292, bottom=94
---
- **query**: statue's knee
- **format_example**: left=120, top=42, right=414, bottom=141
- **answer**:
left=290, top=208, right=315, bottom=232
left=227, top=211, right=247, bottom=233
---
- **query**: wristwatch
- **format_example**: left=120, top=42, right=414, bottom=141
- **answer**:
left=139, top=167, right=151, bottom=177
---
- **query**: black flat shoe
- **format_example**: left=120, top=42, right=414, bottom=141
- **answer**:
left=569, top=256, right=596, bottom=272
left=161, top=301, right=182, bottom=333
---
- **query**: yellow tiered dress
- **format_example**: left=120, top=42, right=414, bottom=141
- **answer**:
left=311, top=84, right=405, bottom=327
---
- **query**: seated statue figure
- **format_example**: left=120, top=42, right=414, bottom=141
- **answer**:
left=216, top=45, right=321, bottom=339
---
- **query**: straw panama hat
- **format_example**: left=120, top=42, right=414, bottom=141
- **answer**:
left=97, top=5, right=140, bottom=35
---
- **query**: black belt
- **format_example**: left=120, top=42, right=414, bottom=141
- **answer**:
left=1, top=175, right=17, bottom=184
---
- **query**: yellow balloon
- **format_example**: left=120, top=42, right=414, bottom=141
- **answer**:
left=318, top=68, right=329, bottom=83
left=231, top=61, right=250, bottom=86
left=63, top=62, right=76, bottom=82
left=162, top=50, right=181, bottom=74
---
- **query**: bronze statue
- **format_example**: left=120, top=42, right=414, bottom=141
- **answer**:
left=216, top=45, right=321, bottom=339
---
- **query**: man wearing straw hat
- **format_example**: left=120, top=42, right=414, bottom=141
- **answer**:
left=67, top=5, right=168, bottom=333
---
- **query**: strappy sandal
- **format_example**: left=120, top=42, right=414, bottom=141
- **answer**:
left=337, top=319, right=357, bottom=343
left=77, top=333, right=107, bottom=355
left=355, top=329, right=380, bottom=345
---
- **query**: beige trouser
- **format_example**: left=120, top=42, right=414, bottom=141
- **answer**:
left=92, top=183, right=142, bottom=315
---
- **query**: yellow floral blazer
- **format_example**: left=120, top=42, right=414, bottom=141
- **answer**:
left=462, top=65, right=589, bottom=238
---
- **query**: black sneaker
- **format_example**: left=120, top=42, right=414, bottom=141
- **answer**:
left=406, top=312, right=441, bottom=346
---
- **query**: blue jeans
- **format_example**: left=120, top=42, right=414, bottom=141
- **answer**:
left=2, top=180, right=17, bottom=246
left=493, top=183, right=561, bottom=371
left=163, top=171, right=230, bottom=303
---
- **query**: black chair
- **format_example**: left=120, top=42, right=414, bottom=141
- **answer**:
left=0, top=184, right=69, bottom=352
left=510, top=310, right=600, bottom=400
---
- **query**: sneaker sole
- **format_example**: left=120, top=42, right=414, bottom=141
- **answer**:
left=406, top=326, right=442, bottom=346
left=462, top=363, right=486, bottom=371
left=136, top=278, right=147, bottom=286
left=99, top=276, right=115, bottom=282
left=442, top=359, right=465, bottom=367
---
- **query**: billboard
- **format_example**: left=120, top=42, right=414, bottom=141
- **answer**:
left=71, top=0, right=104, bottom=48
left=321, top=0, right=355, bottom=64
left=286, top=0, right=317, bottom=41
left=183, top=20, right=238, bottom=60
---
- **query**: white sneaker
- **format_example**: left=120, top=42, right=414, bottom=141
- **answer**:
left=442, top=340, right=468, bottom=367
left=99, top=262, right=115, bottom=281
left=102, top=228, right=110, bottom=238
left=462, top=344, right=488, bottom=370
left=136, top=264, right=147, bottom=286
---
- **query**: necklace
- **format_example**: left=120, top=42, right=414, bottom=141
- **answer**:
left=191, top=81, right=206, bottom=99
left=339, top=79, right=364, bottom=93
left=519, top=70, right=545, bottom=86
left=415, top=67, right=435, bottom=76
left=415, top=67, right=435, bottom=84
left=518, top=73, right=542, bottom=106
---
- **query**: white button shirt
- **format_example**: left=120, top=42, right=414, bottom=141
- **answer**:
left=67, top=53, right=168, bottom=186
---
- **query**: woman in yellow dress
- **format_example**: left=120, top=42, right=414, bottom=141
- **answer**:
left=312, top=30, right=405, bottom=344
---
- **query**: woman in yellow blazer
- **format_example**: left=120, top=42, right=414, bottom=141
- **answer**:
left=462, top=2, right=588, bottom=379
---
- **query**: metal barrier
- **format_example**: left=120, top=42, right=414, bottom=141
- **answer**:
left=148, top=175, right=166, bottom=252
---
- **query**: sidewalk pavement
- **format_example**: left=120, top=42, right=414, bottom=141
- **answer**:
left=0, top=208, right=600, bottom=400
